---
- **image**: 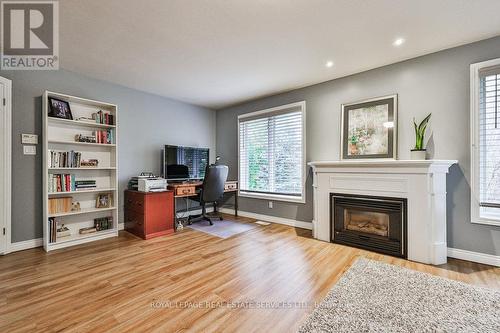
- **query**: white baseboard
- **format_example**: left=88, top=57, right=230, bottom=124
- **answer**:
left=9, top=238, right=43, bottom=253
left=447, top=247, right=500, bottom=267
left=219, top=208, right=312, bottom=230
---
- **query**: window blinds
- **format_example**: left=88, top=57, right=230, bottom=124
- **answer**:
left=239, top=106, right=304, bottom=197
left=479, top=67, right=500, bottom=208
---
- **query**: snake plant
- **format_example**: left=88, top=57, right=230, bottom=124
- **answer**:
left=413, top=113, right=431, bottom=150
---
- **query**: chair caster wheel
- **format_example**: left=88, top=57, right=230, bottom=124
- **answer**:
left=209, top=221, right=214, bottom=226
left=219, top=217, right=223, bottom=221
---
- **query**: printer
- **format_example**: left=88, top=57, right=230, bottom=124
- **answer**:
left=138, top=177, right=168, bottom=192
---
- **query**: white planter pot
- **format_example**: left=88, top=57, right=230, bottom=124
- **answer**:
left=410, top=150, right=426, bottom=160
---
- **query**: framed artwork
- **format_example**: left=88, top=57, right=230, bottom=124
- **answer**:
left=48, top=97, right=73, bottom=120
left=341, top=95, right=397, bottom=160
left=96, top=193, right=112, bottom=208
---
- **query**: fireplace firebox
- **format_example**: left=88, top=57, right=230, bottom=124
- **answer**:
left=331, top=193, right=407, bottom=258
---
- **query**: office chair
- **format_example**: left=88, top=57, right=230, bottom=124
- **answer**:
left=188, top=164, right=229, bottom=225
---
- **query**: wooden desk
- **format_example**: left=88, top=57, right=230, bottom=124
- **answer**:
left=168, top=180, right=238, bottom=216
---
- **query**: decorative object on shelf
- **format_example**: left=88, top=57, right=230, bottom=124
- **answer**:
left=341, top=95, right=398, bottom=160
left=71, top=202, right=81, bottom=211
left=75, top=134, right=96, bottom=143
left=80, top=159, right=99, bottom=167
left=94, top=216, right=113, bottom=231
left=79, top=227, right=97, bottom=235
left=56, top=224, right=71, bottom=238
left=410, top=113, right=431, bottom=160
left=48, top=97, right=73, bottom=120
left=96, top=193, right=113, bottom=208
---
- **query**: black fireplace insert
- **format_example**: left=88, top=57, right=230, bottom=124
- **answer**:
left=331, top=193, right=407, bottom=258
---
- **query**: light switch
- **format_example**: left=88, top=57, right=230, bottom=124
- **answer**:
left=21, top=134, right=38, bottom=144
left=23, top=145, right=36, bottom=155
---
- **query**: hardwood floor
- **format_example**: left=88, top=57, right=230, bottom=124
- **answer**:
left=1, top=215, right=499, bottom=333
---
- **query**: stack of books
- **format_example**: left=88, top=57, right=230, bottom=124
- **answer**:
left=48, top=174, right=76, bottom=192
left=75, top=180, right=97, bottom=190
left=93, top=110, right=114, bottom=125
left=48, top=150, right=82, bottom=168
left=48, top=197, right=72, bottom=214
left=95, top=216, right=113, bottom=231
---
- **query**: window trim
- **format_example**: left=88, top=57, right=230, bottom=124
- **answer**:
left=237, top=101, right=306, bottom=204
left=470, top=58, right=500, bottom=226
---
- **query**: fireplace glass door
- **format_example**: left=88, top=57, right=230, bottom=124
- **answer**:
left=331, top=193, right=407, bottom=258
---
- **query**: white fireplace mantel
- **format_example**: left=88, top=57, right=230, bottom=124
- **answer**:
left=308, top=160, right=458, bottom=265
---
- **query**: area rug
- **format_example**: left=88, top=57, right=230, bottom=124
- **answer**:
left=299, top=258, right=500, bottom=332
left=187, top=218, right=258, bottom=239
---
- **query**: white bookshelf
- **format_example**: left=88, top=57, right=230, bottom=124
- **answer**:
left=43, top=91, right=119, bottom=252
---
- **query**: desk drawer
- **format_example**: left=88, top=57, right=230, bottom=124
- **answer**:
left=125, top=191, right=145, bottom=213
left=175, top=186, right=196, bottom=196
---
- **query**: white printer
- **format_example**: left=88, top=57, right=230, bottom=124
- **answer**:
left=138, top=177, right=168, bottom=192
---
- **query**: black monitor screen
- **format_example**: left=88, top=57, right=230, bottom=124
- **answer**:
left=164, top=145, right=209, bottom=180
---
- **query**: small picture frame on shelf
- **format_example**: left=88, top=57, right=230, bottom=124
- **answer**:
left=96, top=193, right=112, bottom=208
left=48, top=97, right=73, bottom=120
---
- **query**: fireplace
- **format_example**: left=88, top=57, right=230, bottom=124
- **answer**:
left=331, top=193, right=407, bottom=258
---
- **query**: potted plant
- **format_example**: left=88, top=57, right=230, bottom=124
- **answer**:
left=411, top=113, right=431, bottom=160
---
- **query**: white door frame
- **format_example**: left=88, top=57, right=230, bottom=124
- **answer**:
left=0, top=76, right=12, bottom=255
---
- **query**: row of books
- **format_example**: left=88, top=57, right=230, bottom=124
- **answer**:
left=48, top=174, right=76, bottom=192
left=94, top=129, right=114, bottom=144
left=48, top=174, right=98, bottom=193
left=48, top=150, right=82, bottom=168
left=93, top=110, right=114, bottom=125
left=48, top=197, right=72, bottom=214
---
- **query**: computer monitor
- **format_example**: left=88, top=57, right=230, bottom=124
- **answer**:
left=163, top=145, right=209, bottom=180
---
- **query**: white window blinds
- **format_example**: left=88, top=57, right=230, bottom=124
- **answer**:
left=238, top=102, right=305, bottom=200
left=479, top=67, right=500, bottom=209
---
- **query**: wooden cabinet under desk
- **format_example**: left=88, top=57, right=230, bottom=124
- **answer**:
left=124, top=190, right=174, bottom=239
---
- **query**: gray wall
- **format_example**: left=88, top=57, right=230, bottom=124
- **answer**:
left=216, top=36, right=500, bottom=255
left=0, top=69, right=216, bottom=243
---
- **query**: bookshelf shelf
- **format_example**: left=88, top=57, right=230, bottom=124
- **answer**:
left=48, top=206, right=116, bottom=218
left=48, top=140, right=116, bottom=147
left=48, top=167, right=116, bottom=170
left=48, top=117, right=116, bottom=129
left=51, top=228, right=116, bottom=245
left=43, top=91, right=119, bottom=252
left=48, top=188, right=116, bottom=195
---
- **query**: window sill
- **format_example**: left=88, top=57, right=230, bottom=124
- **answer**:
left=238, top=191, right=305, bottom=204
left=471, top=215, right=500, bottom=227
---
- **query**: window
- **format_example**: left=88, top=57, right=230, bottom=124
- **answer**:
left=471, top=58, right=500, bottom=226
left=238, top=101, right=306, bottom=202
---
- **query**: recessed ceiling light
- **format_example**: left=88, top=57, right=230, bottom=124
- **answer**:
left=393, top=38, right=405, bottom=47
left=325, top=61, right=334, bottom=68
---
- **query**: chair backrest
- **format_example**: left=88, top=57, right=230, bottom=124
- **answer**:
left=202, top=164, right=229, bottom=203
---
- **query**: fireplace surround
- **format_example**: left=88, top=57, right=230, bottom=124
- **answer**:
left=331, top=193, right=407, bottom=258
left=309, top=160, right=457, bottom=264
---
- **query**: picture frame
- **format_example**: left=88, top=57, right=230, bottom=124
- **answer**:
left=96, top=193, right=112, bottom=208
left=341, top=94, right=398, bottom=160
left=48, top=97, right=73, bottom=120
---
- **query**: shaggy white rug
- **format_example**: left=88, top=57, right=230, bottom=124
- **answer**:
left=299, top=258, right=500, bottom=332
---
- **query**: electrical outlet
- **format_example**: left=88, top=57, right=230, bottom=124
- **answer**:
left=268, top=201, right=273, bottom=209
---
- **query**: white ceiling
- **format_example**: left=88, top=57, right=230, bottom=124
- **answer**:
left=60, top=0, right=500, bottom=109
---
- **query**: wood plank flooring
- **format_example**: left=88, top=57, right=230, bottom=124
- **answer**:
left=1, top=215, right=499, bottom=332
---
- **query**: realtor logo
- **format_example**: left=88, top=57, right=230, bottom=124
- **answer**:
left=1, top=1, right=59, bottom=70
